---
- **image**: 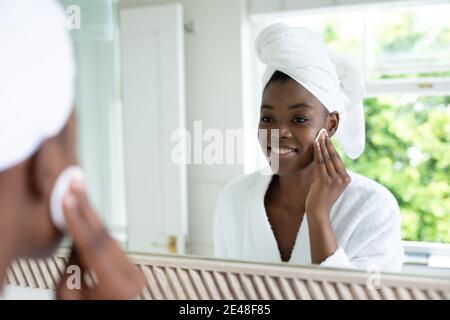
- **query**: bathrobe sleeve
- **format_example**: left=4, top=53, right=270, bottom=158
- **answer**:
left=213, top=191, right=230, bottom=259
left=320, top=189, right=404, bottom=272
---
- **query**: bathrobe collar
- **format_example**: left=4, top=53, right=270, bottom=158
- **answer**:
left=247, top=170, right=311, bottom=264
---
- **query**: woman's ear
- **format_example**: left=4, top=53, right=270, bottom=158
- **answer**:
left=326, top=112, right=340, bottom=137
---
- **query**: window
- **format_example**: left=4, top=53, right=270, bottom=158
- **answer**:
left=346, top=95, right=450, bottom=244
left=246, top=1, right=450, bottom=250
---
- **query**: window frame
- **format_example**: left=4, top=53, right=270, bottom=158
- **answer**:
left=247, top=0, right=450, bottom=16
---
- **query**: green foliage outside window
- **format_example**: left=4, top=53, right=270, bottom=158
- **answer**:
left=340, top=96, right=450, bottom=243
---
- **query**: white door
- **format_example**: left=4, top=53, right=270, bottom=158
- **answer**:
left=120, top=4, right=187, bottom=254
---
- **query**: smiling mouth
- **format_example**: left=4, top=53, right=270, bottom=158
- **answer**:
left=268, top=146, right=299, bottom=156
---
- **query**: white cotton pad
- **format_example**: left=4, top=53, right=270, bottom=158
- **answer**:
left=50, top=166, right=85, bottom=232
left=314, top=128, right=328, bottom=144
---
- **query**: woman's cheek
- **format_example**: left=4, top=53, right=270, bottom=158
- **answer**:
left=305, top=127, right=320, bottom=145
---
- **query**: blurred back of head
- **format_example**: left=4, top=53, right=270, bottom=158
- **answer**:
left=0, top=0, right=75, bottom=173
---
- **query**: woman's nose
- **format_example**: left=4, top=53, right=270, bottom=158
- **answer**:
left=279, top=124, right=293, bottom=139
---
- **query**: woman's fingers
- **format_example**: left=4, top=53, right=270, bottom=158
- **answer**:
left=319, top=133, right=336, bottom=176
left=325, top=135, right=346, bottom=176
left=313, top=139, right=328, bottom=177
left=70, top=180, right=104, bottom=233
left=313, top=130, right=350, bottom=180
left=62, top=188, right=113, bottom=278
left=56, top=248, right=85, bottom=300
left=62, top=181, right=146, bottom=299
left=63, top=192, right=92, bottom=252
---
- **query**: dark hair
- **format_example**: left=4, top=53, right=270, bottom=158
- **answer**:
left=263, top=70, right=293, bottom=92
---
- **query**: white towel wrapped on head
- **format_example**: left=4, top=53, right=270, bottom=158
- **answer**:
left=255, top=23, right=366, bottom=159
left=0, top=0, right=75, bottom=172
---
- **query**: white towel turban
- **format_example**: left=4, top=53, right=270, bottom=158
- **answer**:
left=0, top=0, right=75, bottom=172
left=256, top=23, right=366, bottom=159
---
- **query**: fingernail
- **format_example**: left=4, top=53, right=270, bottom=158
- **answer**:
left=72, top=176, right=86, bottom=194
left=64, top=193, right=77, bottom=211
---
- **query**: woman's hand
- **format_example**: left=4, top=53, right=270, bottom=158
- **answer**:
left=305, top=130, right=351, bottom=263
left=305, top=130, right=352, bottom=220
left=56, top=181, right=145, bottom=300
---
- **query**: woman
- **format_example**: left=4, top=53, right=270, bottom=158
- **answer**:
left=213, top=23, right=404, bottom=272
left=0, top=0, right=144, bottom=299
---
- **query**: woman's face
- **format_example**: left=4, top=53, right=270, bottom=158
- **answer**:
left=258, top=79, right=336, bottom=176
left=21, top=111, right=79, bottom=258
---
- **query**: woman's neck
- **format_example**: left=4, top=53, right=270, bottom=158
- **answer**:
left=270, top=162, right=316, bottom=213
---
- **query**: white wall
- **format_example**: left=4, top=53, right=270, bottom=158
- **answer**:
left=120, top=0, right=248, bottom=256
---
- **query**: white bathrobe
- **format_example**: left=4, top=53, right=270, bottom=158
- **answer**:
left=214, top=169, right=404, bottom=272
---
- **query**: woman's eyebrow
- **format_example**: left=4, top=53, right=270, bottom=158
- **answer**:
left=261, top=104, right=273, bottom=110
left=289, top=103, right=313, bottom=110
left=261, top=103, right=314, bottom=110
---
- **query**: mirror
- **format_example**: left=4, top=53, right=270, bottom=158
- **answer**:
left=62, top=0, right=450, bottom=280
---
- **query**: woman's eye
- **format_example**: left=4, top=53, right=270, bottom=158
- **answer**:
left=292, top=116, right=307, bottom=124
left=261, top=116, right=274, bottom=123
